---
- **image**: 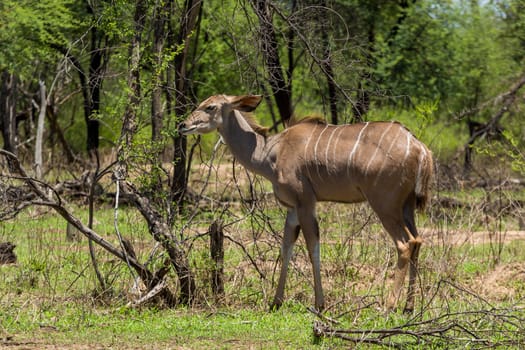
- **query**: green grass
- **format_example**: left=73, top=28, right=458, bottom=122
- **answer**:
left=1, top=301, right=326, bottom=349
left=1, top=173, right=525, bottom=348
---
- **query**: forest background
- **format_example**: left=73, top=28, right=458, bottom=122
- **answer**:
left=1, top=0, right=525, bottom=348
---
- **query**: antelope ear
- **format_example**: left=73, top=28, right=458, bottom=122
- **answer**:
left=230, top=95, right=263, bottom=112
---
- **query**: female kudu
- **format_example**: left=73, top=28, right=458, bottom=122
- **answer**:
left=179, top=94, right=433, bottom=313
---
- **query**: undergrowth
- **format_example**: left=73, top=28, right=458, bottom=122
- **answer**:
left=1, top=151, right=525, bottom=349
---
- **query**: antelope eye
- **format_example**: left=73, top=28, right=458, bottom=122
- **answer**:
left=205, top=105, right=216, bottom=112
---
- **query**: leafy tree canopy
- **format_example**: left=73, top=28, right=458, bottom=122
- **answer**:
left=0, top=0, right=77, bottom=75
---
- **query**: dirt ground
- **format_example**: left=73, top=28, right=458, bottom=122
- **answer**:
left=423, top=228, right=525, bottom=302
left=422, top=228, right=525, bottom=246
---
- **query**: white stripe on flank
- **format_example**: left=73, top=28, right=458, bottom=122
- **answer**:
left=416, top=144, right=428, bottom=194
left=402, top=132, right=412, bottom=167
left=364, top=122, right=395, bottom=176
left=303, top=125, right=319, bottom=180
left=346, top=122, right=369, bottom=177
left=331, top=125, right=346, bottom=167
left=314, top=125, right=330, bottom=178
left=324, top=125, right=341, bottom=166
left=373, top=125, right=402, bottom=186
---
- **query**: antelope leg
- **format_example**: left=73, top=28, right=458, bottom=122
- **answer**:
left=271, top=209, right=300, bottom=310
left=375, top=215, right=414, bottom=312
left=403, top=197, right=422, bottom=313
left=405, top=236, right=422, bottom=313
left=297, top=206, right=325, bottom=311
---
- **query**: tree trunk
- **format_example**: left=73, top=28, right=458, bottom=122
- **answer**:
left=351, top=80, right=369, bottom=123
left=34, top=81, right=46, bottom=179
left=251, top=0, right=293, bottom=123
left=118, top=0, right=147, bottom=178
left=209, top=220, right=224, bottom=298
left=117, top=0, right=196, bottom=306
left=0, top=70, right=18, bottom=160
left=149, top=0, right=171, bottom=200
left=320, top=1, right=338, bottom=125
left=51, top=35, right=106, bottom=159
left=86, top=26, right=102, bottom=156
left=351, top=24, right=374, bottom=123
left=151, top=0, right=170, bottom=143
left=85, top=2, right=110, bottom=158
left=122, top=182, right=196, bottom=305
left=171, top=0, right=203, bottom=214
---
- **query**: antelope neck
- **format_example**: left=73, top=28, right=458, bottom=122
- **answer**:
left=218, top=110, right=277, bottom=181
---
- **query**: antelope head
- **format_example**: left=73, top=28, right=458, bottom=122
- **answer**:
left=179, top=94, right=263, bottom=135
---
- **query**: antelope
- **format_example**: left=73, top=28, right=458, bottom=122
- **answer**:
left=179, top=94, right=433, bottom=313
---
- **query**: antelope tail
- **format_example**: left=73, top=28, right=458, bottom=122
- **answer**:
left=415, top=145, right=434, bottom=210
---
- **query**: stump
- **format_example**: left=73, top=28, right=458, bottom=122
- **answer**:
left=209, top=220, right=224, bottom=297
left=0, top=242, right=17, bottom=264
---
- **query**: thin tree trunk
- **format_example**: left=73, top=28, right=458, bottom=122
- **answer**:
left=51, top=39, right=105, bottom=158
left=87, top=151, right=107, bottom=292
left=151, top=0, right=170, bottom=143
left=86, top=26, right=103, bottom=157
left=118, top=0, right=147, bottom=178
left=34, top=81, right=46, bottom=179
left=117, top=0, right=196, bottom=306
left=1, top=70, right=18, bottom=160
left=85, top=1, right=111, bottom=158
left=149, top=0, right=171, bottom=200
left=250, top=0, right=293, bottom=123
left=210, top=220, right=224, bottom=298
left=320, top=2, right=338, bottom=125
left=171, top=0, right=203, bottom=214
left=351, top=24, right=374, bottom=123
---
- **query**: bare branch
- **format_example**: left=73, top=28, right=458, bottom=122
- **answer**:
left=0, top=150, right=154, bottom=285
left=312, top=281, right=525, bottom=348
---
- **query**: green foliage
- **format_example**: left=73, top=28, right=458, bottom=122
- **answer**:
left=475, top=128, right=525, bottom=176
left=502, top=130, right=525, bottom=175
left=371, top=0, right=522, bottom=116
left=196, top=2, right=259, bottom=97
left=367, top=101, right=464, bottom=160
left=94, top=0, right=135, bottom=41
left=496, top=0, right=525, bottom=65
left=0, top=0, right=77, bottom=74
left=374, top=1, right=458, bottom=103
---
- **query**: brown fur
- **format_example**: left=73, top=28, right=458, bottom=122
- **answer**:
left=286, top=115, right=327, bottom=127
left=239, top=111, right=269, bottom=136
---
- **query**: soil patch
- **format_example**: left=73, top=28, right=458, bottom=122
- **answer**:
left=476, top=262, right=525, bottom=301
left=422, top=229, right=525, bottom=246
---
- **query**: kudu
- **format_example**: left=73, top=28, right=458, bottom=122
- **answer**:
left=179, top=94, right=433, bottom=313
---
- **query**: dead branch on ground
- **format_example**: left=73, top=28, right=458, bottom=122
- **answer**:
left=311, top=279, right=525, bottom=348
